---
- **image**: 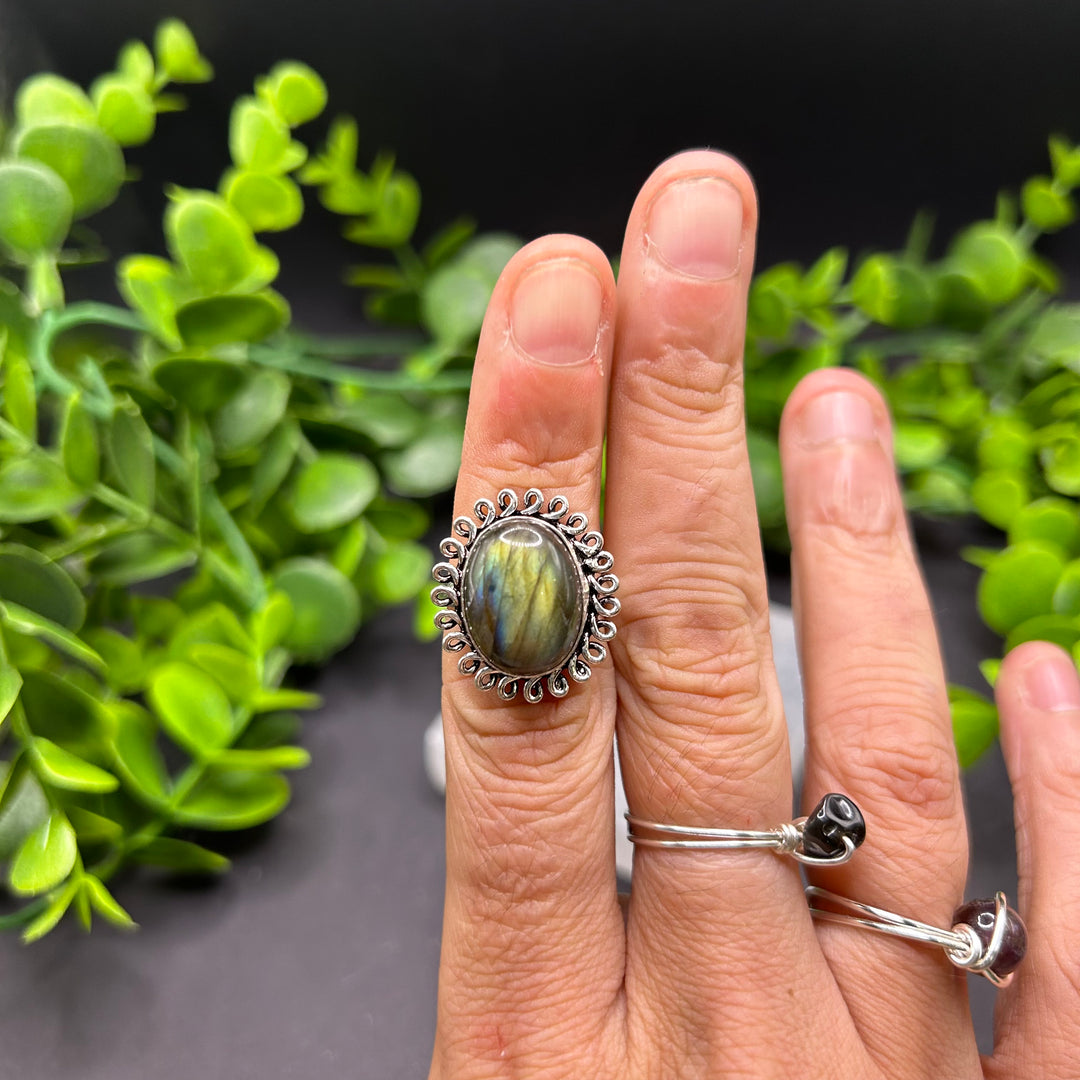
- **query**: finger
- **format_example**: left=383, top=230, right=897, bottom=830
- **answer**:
left=433, top=237, right=623, bottom=1076
left=606, top=153, right=857, bottom=1075
left=780, top=369, right=977, bottom=1073
left=987, top=642, right=1080, bottom=1079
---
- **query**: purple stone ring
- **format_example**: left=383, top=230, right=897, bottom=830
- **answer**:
left=806, top=885, right=1027, bottom=987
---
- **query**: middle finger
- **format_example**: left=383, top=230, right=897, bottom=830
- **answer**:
left=606, top=152, right=854, bottom=1074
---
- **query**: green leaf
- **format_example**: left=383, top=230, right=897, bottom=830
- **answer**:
left=288, top=453, right=379, bottom=532
left=272, top=557, right=361, bottom=661
left=0, top=543, right=85, bottom=629
left=212, top=746, right=310, bottom=771
left=117, top=40, right=156, bottom=90
left=82, top=874, right=136, bottom=929
left=979, top=658, right=1002, bottom=688
left=147, top=661, right=235, bottom=756
left=972, top=470, right=1029, bottom=530
left=950, top=692, right=999, bottom=768
left=249, top=687, right=321, bottom=713
left=237, top=711, right=301, bottom=750
left=366, top=496, right=429, bottom=541
left=0, top=664, right=21, bottom=729
left=344, top=172, right=421, bottom=248
left=15, top=123, right=125, bottom=219
left=153, top=355, right=246, bottom=412
left=90, top=532, right=197, bottom=587
left=60, top=392, right=101, bottom=489
left=21, top=881, right=77, bottom=943
left=1005, top=613, right=1080, bottom=653
left=1021, top=176, right=1076, bottom=232
left=130, top=837, right=229, bottom=873
left=1050, top=135, right=1080, bottom=186
left=154, top=19, right=213, bottom=83
left=67, top=806, right=123, bottom=844
left=173, top=769, right=290, bottom=830
left=3, top=350, right=36, bottom=438
left=16, top=74, right=95, bottom=127
left=381, top=424, right=463, bottom=497
left=187, top=643, right=261, bottom=704
left=212, top=371, right=292, bottom=457
left=258, top=62, right=327, bottom=127
left=978, top=415, right=1033, bottom=471
left=165, top=191, right=272, bottom=294
left=422, top=216, right=477, bottom=268
left=249, top=590, right=293, bottom=653
left=800, top=247, right=847, bottom=306
left=1008, top=497, right=1080, bottom=556
left=893, top=421, right=949, bottom=471
left=109, top=701, right=170, bottom=806
left=1041, top=433, right=1080, bottom=496
left=27, top=252, right=64, bottom=311
left=229, top=97, right=295, bottom=172
left=0, top=161, right=73, bottom=258
left=176, top=291, right=289, bottom=348
left=413, top=588, right=441, bottom=642
left=82, top=627, right=143, bottom=693
left=1053, top=560, right=1080, bottom=616
left=9, top=810, right=77, bottom=895
left=91, top=73, right=155, bottom=146
left=107, top=397, right=155, bottom=507
left=0, top=601, right=105, bottom=673
left=317, top=395, right=424, bottom=448
left=223, top=170, right=304, bottom=232
left=1027, top=305, right=1080, bottom=367
left=117, top=254, right=183, bottom=348
left=948, top=222, right=1027, bottom=305
left=31, top=737, right=118, bottom=794
left=370, top=541, right=432, bottom=605
left=19, top=670, right=103, bottom=755
left=977, top=541, right=1068, bottom=635
left=420, top=262, right=495, bottom=346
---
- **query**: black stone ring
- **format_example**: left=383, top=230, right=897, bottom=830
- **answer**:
left=807, top=885, right=1027, bottom=987
left=431, top=488, right=619, bottom=703
left=626, top=793, right=867, bottom=867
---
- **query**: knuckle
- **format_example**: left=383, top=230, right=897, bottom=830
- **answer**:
left=479, top=431, right=601, bottom=500
left=819, top=701, right=960, bottom=825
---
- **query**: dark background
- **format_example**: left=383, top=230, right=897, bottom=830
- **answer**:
left=0, top=1, right=1077, bottom=1076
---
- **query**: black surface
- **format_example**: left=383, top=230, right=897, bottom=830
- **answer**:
left=0, top=1, right=1060, bottom=1074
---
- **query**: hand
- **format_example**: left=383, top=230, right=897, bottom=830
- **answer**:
left=428, top=150, right=1080, bottom=1078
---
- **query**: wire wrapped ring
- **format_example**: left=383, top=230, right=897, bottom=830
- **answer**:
left=626, top=793, right=867, bottom=867
left=807, top=886, right=1028, bottom=987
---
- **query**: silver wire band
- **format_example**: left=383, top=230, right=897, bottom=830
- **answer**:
left=625, top=815, right=858, bottom=866
left=806, top=886, right=1015, bottom=987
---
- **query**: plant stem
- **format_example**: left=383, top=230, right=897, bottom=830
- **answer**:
left=249, top=345, right=473, bottom=392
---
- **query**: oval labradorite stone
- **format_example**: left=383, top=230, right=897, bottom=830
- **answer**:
left=462, top=518, right=584, bottom=677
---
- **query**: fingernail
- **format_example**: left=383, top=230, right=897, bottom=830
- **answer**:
left=1021, top=650, right=1080, bottom=712
left=798, top=391, right=878, bottom=447
left=509, top=259, right=603, bottom=366
left=646, top=176, right=743, bottom=279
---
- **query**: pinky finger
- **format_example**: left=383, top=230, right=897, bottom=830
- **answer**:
left=987, top=641, right=1080, bottom=1077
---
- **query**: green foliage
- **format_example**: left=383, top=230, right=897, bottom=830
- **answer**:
left=0, top=19, right=502, bottom=941
left=742, top=133, right=1080, bottom=766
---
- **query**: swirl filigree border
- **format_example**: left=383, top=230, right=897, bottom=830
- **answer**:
left=431, top=488, right=619, bottom=702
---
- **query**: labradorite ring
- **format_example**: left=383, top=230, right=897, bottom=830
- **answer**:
left=431, top=488, right=619, bottom=702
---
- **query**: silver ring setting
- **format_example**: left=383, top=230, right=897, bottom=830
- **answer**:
left=626, top=793, right=866, bottom=867
left=432, top=488, right=619, bottom=702
left=807, top=886, right=1028, bottom=987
